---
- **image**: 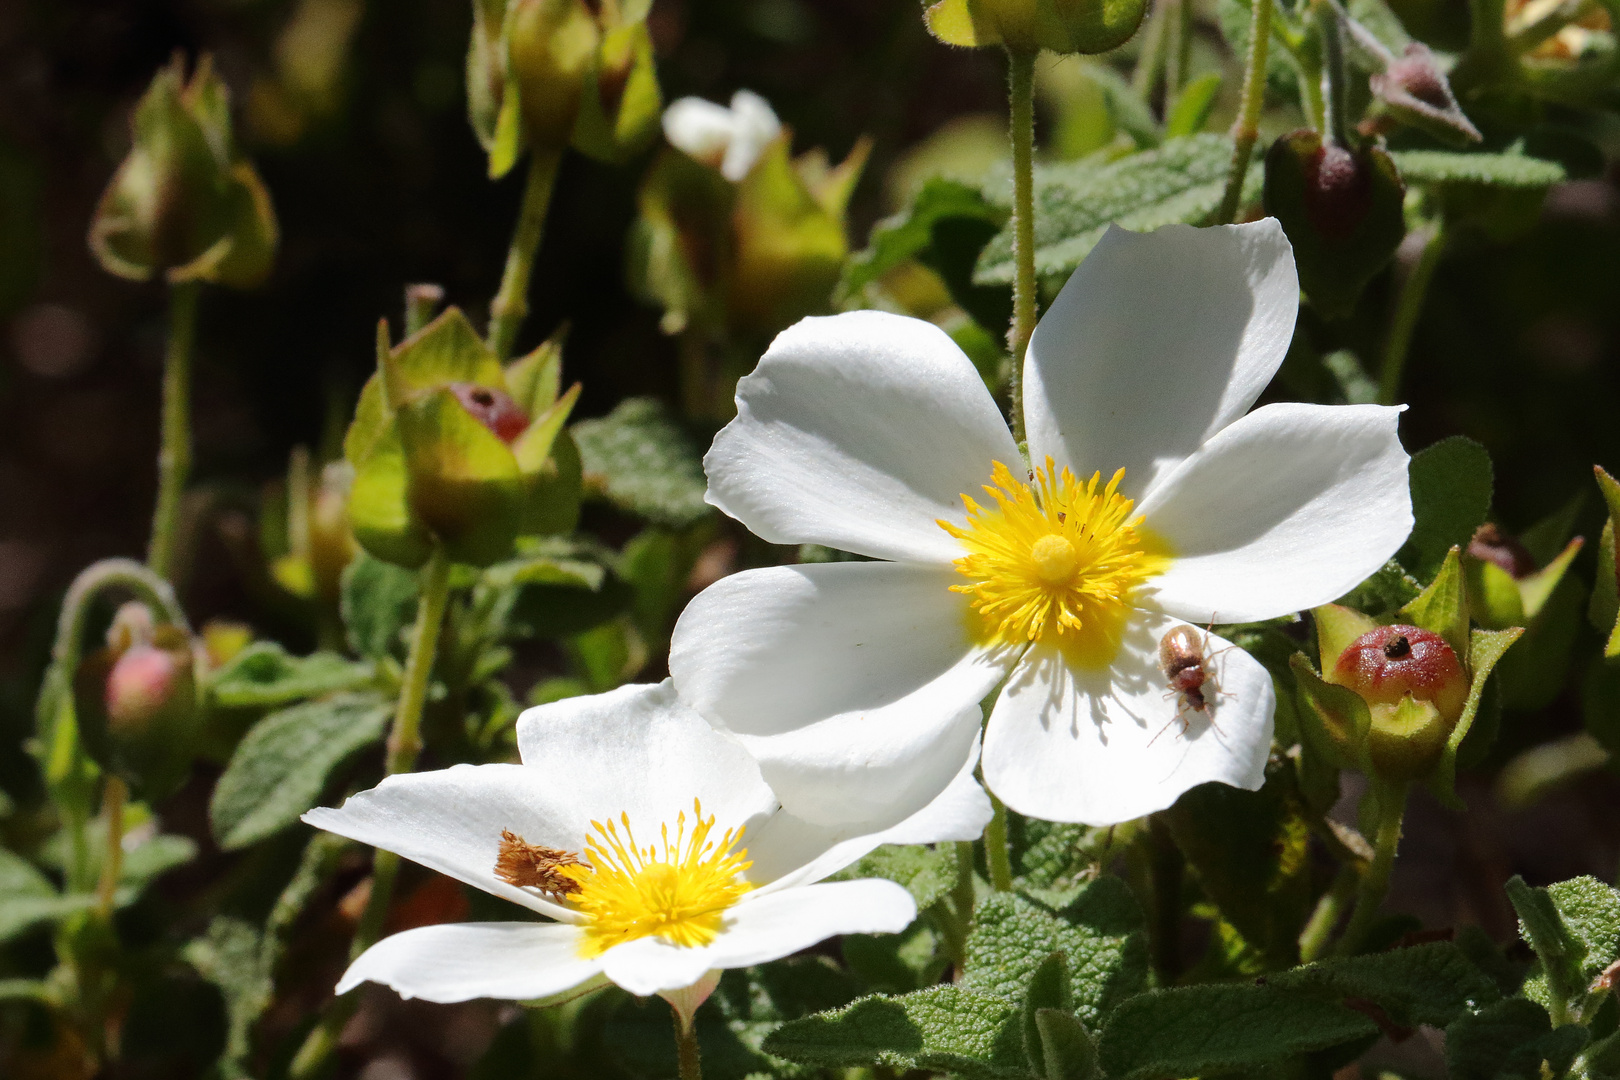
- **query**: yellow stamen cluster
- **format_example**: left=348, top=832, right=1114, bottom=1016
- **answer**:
left=560, top=800, right=753, bottom=957
left=940, top=459, right=1167, bottom=660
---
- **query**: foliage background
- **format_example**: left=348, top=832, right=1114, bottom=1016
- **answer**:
left=2, top=0, right=1620, bottom=1075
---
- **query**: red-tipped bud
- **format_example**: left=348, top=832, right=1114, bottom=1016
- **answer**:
left=448, top=382, right=529, bottom=444
left=1467, top=523, right=1536, bottom=579
left=1333, top=624, right=1469, bottom=721
left=106, top=645, right=185, bottom=734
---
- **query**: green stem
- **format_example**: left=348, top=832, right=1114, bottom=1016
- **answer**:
left=1378, top=224, right=1447, bottom=406
left=289, top=546, right=452, bottom=1080
left=405, top=283, right=445, bottom=337
left=1165, top=0, right=1190, bottom=102
left=674, top=1003, right=704, bottom=1080
left=148, top=281, right=201, bottom=581
left=1334, top=782, right=1407, bottom=956
left=940, top=840, right=978, bottom=972
left=1132, top=5, right=1169, bottom=99
left=1006, top=47, right=1038, bottom=445
left=1147, top=815, right=1184, bottom=982
left=1315, top=0, right=1350, bottom=147
left=984, top=794, right=1015, bottom=893
left=1217, top=0, right=1275, bottom=224
left=93, top=777, right=127, bottom=918
left=1299, top=863, right=1358, bottom=962
left=488, top=150, right=563, bottom=361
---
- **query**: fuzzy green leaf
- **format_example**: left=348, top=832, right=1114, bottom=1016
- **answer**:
left=961, top=879, right=1148, bottom=1028
left=208, top=642, right=375, bottom=710
left=1446, top=996, right=1588, bottom=1080
left=1164, top=73, right=1223, bottom=138
left=1391, top=150, right=1567, bottom=189
left=341, top=552, right=421, bottom=660
left=1035, top=1008, right=1098, bottom=1080
left=210, top=693, right=391, bottom=850
left=761, top=985, right=1029, bottom=1079
left=1400, top=547, right=1470, bottom=658
left=975, top=134, right=1262, bottom=285
left=841, top=176, right=1007, bottom=299
left=1399, top=436, right=1493, bottom=584
left=829, top=844, right=960, bottom=910
left=572, top=398, right=711, bottom=527
left=1427, top=627, right=1523, bottom=806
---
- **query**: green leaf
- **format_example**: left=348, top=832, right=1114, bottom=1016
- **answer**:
left=1034, top=1008, right=1098, bottom=1080
left=843, top=918, right=948, bottom=995
left=1391, top=150, right=1567, bottom=189
left=961, top=878, right=1148, bottom=1029
left=1098, top=942, right=1500, bottom=1079
left=841, top=176, right=1007, bottom=299
left=1400, top=547, right=1470, bottom=658
left=762, top=985, right=1029, bottom=1079
left=1164, top=73, right=1223, bottom=138
left=1426, top=627, right=1523, bottom=806
left=341, top=551, right=421, bottom=660
left=975, top=134, right=1263, bottom=286
left=830, top=844, right=960, bottom=909
left=1022, top=953, right=1073, bottom=1075
left=208, top=642, right=375, bottom=710
left=1335, top=558, right=1423, bottom=616
left=210, top=692, right=391, bottom=850
left=183, top=915, right=271, bottom=1080
left=1398, top=436, right=1494, bottom=584
left=1446, top=997, right=1588, bottom=1080
left=572, top=398, right=712, bottom=528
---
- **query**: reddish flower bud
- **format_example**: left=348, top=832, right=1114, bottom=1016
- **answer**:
left=106, top=645, right=185, bottom=734
left=448, top=382, right=530, bottom=444
left=1332, top=624, right=1469, bottom=722
left=1467, top=523, right=1536, bottom=579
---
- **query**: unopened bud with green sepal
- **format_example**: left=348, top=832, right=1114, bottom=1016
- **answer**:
left=924, top=0, right=1150, bottom=56
left=346, top=309, right=582, bottom=568
left=74, top=603, right=201, bottom=801
left=89, top=55, right=277, bottom=288
left=1293, top=549, right=1522, bottom=794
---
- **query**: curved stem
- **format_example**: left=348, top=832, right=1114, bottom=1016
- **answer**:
left=984, top=794, right=1015, bottom=892
left=674, top=1002, right=704, bottom=1080
left=94, top=777, right=127, bottom=917
left=1378, top=224, right=1447, bottom=406
left=1299, top=862, right=1358, bottom=962
left=1334, top=782, right=1407, bottom=956
left=488, top=150, right=563, bottom=361
left=148, top=281, right=201, bottom=581
left=1006, top=47, right=1038, bottom=445
left=1217, top=0, right=1275, bottom=224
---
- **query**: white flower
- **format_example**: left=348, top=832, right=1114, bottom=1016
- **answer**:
left=661, top=89, right=782, bottom=182
left=669, top=220, right=1413, bottom=828
left=302, top=681, right=988, bottom=1006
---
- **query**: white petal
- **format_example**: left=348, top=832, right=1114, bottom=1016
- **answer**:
left=337, top=922, right=599, bottom=1003
left=302, top=765, right=583, bottom=922
left=704, top=310, right=1021, bottom=563
left=670, top=561, right=1007, bottom=827
left=513, top=681, right=777, bottom=850
left=720, top=89, right=781, bottom=181
left=1138, top=402, right=1411, bottom=623
left=662, top=96, right=736, bottom=167
left=597, top=880, right=916, bottom=996
left=746, top=732, right=992, bottom=893
left=982, top=613, right=1275, bottom=825
left=1024, top=220, right=1298, bottom=501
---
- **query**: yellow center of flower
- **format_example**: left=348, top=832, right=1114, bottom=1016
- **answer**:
left=939, top=459, right=1170, bottom=665
left=560, top=800, right=753, bottom=958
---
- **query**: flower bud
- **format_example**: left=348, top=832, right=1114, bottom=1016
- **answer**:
left=507, top=0, right=599, bottom=152
left=924, top=0, right=1150, bottom=56
left=89, top=55, right=278, bottom=288
left=1367, top=43, right=1481, bottom=146
left=1330, top=624, right=1468, bottom=780
left=571, top=17, right=663, bottom=164
left=1263, top=130, right=1405, bottom=319
left=346, top=310, right=582, bottom=568
left=76, top=616, right=200, bottom=800
left=1467, top=522, right=1536, bottom=579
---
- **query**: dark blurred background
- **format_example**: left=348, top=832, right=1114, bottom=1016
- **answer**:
left=2, top=0, right=1620, bottom=1051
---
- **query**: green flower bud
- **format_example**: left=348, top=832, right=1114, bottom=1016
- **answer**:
left=468, top=0, right=661, bottom=178
left=272, top=451, right=359, bottom=605
left=924, top=0, right=1149, bottom=56
left=89, top=55, right=278, bottom=288
left=1329, top=624, right=1469, bottom=781
left=346, top=309, right=582, bottom=568
left=1263, top=130, right=1405, bottom=319
left=74, top=604, right=200, bottom=801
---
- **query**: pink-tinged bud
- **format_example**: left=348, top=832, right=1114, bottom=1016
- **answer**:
left=1467, top=523, right=1536, bottom=579
left=106, top=645, right=183, bottom=734
left=448, top=382, right=529, bottom=444
left=1303, top=143, right=1373, bottom=242
left=1332, top=624, right=1469, bottom=722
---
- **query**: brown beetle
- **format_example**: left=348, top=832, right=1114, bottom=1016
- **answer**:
left=1152, top=625, right=1231, bottom=743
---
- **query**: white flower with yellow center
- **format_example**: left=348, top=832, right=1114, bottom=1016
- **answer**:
left=302, top=681, right=988, bottom=1006
left=661, top=89, right=782, bottom=182
left=669, top=220, right=1413, bottom=827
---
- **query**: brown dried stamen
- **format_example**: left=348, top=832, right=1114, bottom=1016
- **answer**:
left=494, top=829, right=588, bottom=896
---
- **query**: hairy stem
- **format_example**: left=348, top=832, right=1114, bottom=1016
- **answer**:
left=984, top=794, right=1015, bottom=892
left=94, top=777, right=127, bottom=917
left=1378, top=224, right=1447, bottom=406
left=148, top=281, right=201, bottom=581
left=674, top=1002, right=704, bottom=1080
left=1334, top=782, right=1407, bottom=956
left=1006, top=47, right=1038, bottom=444
left=488, top=150, right=563, bottom=361
left=1217, top=0, right=1275, bottom=223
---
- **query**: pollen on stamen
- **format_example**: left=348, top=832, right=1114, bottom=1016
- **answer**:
left=938, top=457, right=1170, bottom=658
left=494, top=830, right=588, bottom=897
